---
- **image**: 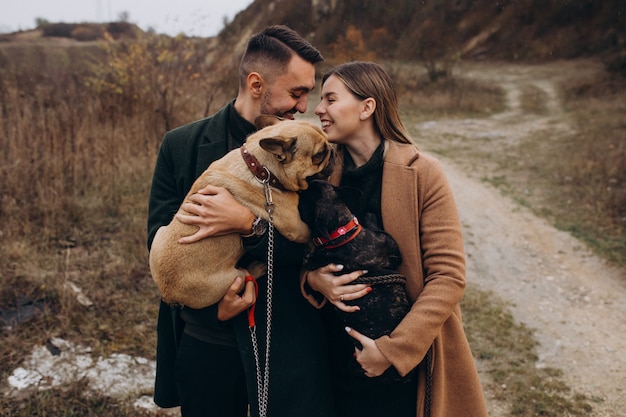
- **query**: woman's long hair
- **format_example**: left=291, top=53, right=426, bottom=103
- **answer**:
left=322, top=61, right=412, bottom=144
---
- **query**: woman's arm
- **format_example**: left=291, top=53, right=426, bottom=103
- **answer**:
left=376, top=157, right=466, bottom=376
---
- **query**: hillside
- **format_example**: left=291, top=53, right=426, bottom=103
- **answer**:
left=2, top=0, right=624, bottom=79
left=218, top=0, right=625, bottom=63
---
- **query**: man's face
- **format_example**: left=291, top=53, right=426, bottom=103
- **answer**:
left=260, top=54, right=316, bottom=120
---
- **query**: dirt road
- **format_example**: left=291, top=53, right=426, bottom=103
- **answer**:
left=416, top=60, right=626, bottom=416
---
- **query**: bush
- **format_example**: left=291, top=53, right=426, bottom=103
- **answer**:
left=71, top=25, right=104, bottom=41
left=106, top=22, right=137, bottom=39
left=41, top=23, right=76, bottom=38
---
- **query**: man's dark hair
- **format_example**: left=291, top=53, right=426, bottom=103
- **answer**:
left=239, top=25, right=323, bottom=85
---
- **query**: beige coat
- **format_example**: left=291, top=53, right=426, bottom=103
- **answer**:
left=303, top=140, right=489, bottom=417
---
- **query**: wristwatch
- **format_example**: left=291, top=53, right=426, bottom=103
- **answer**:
left=242, top=216, right=268, bottom=238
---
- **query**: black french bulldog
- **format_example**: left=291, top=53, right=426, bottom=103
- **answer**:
left=298, top=179, right=412, bottom=382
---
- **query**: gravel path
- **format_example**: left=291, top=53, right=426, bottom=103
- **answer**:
left=417, top=60, right=626, bottom=416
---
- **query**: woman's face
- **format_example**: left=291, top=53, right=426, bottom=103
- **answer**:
left=314, top=74, right=366, bottom=144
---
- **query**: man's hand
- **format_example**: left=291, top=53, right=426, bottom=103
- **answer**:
left=346, top=326, right=392, bottom=377
left=217, top=276, right=256, bottom=322
left=176, top=185, right=256, bottom=244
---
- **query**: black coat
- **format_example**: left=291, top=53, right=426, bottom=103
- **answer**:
left=147, top=101, right=336, bottom=416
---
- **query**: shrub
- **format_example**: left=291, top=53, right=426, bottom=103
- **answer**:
left=71, top=25, right=105, bottom=41
left=41, top=23, right=76, bottom=38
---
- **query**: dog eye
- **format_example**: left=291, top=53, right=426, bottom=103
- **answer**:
left=312, top=149, right=328, bottom=164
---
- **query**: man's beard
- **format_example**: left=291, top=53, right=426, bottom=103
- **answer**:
left=260, top=90, right=294, bottom=119
left=260, top=90, right=277, bottom=116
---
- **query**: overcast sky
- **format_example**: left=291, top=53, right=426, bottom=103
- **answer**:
left=0, top=0, right=255, bottom=37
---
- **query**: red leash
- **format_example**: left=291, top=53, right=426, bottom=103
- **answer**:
left=246, top=275, right=259, bottom=327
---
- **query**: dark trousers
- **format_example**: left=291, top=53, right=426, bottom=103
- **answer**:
left=323, top=305, right=418, bottom=417
left=333, top=379, right=418, bottom=417
left=174, top=333, right=248, bottom=417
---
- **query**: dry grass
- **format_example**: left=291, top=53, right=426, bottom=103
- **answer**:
left=0, top=380, right=154, bottom=417
left=494, top=77, right=624, bottom=265
left=0, top=38, right=623, bottom=415
left=0, top=37, right=220, bottom=410
left=389, top=60, right=507, bottom=119
left=421, top=65, right=626, bottom=267
left=462, top=287, right=593, bottom=416
left=552, top=74, right=626, bottom=263
left=520, top=84, right=550, bottom=115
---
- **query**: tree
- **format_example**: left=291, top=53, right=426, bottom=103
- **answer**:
left=327, top=25, right=375, bottom=63
left=35, top=18, right=49, bottom=28
left=118, top=11, right=130, bottom=23
left=85, top=33, right=214, bottom=132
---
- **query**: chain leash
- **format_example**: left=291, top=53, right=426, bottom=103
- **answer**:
left=250, top=173, right=275, bottom=417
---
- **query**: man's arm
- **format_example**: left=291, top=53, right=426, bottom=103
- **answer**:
left=175, top=184, right=256, bottom=243
left=147, top=138, right=255, bottom=321
left=147, top=138, right=182, bottom=250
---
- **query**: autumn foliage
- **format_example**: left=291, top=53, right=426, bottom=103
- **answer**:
left=0, top=33, right=224, bottom=242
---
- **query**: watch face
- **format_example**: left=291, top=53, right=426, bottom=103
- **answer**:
left=252, top=217, right=267, bottom=236
left=253, top=218, right=267, bottom=235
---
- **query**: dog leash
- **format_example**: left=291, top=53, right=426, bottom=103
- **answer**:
left=246, top=275, right=259, bottom=326
left=248, top=175, right=275, bottom=417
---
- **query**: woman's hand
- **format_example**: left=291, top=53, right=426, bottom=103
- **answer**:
left=346, top=326, right=392, bottom=377
left=175, top=185, right=256, bottom=244
left=306, top=264, right=371, bottom=312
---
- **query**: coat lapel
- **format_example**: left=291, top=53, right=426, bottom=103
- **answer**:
left=196, top=142, right=228, bottom=177
left=381, top=141, right=425, bottom=299
left=194, top=105, right=231, bottom=177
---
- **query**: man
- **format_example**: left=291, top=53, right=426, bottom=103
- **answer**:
left=147, top=26, right=335, bottom=417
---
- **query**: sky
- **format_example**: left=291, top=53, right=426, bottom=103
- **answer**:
left=0, top=0, right=255, bottom=37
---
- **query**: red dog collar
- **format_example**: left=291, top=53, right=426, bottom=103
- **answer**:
left=313, top=216, right=362, bottom=249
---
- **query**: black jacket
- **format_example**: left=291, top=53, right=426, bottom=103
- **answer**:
left=147, top=101, right=336, bottom=417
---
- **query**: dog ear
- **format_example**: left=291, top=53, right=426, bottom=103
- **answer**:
left=254, top=114, right=283, bottom=129
left=259, top=137, right=296, bottom=162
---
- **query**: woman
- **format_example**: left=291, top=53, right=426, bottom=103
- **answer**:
left=302, top=61, right=488, bottom=417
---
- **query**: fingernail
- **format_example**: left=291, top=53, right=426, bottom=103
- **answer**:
left=345, top=326, right=352, bottom=333
left=366, top=287, right=373, bottom=293
left=352, top=353, right=357, bottom=358
left=336, top=264, right=344, bottom=270
left=362, top=270, right=368, bottom=274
